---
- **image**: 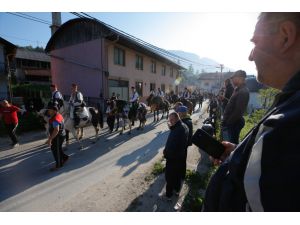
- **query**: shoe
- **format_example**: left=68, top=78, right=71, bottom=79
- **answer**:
left=49, top=166, right=61, bottom=172
left=12, top=143, right=19, bottom=148
left=159, top=193, right=172, bottom=202
left=174, top=191, right=180, bottom=196
left=63, top=156, right=69, bottom=165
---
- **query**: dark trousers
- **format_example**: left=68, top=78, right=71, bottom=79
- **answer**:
left=115, top=114, right=120, bottom=130
left=5, top=123, right=18, bottom=144
left=51, top=136, right=68, bottom=168
left=222, top=118, right=245, bottom=144
left=181, top=147, right=188, bottom=180
left=165, top=159, right=182, bottom=198
left=74, top=107, right=80, bottom=127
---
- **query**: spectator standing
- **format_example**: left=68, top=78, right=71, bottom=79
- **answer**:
left=0, top=100, right=23, bottom=148
left=176, top=106, right=193, bottom=180
left=221, top=79, right=234, bottom=111
left=222, top=70, right=249, bottom=144
left=203, top=12, right=300, bottom=211
left=45, top=105, right=69, bottom=171
left=163, top=112, right=188, bottom=200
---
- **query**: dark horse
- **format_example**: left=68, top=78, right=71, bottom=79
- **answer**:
left=147, top=95, right=170, bottom=122
left=115, top=100, right=138, bottom=135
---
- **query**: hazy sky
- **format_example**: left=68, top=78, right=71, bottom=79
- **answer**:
left=0, top=12, right=259, bottom=75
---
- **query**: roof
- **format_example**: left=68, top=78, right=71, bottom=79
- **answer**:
left=0, top=37, right=17, bottom=56
left=16, top=48, right=50, bottom=62
left=45, top=18, right=184, bottom=70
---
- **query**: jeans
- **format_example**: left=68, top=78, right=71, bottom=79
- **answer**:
left=222, top=118, right=245, bottom=144
left=5, top=123, right=18, bottom=144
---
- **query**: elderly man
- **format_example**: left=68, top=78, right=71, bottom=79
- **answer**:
left=163, top=112, right=188, bottom=200
left=176, top=105, right=193, bottom=180
left=203, top=12, right=300, bottom=212
left=221, top=70, right=249, bottom=144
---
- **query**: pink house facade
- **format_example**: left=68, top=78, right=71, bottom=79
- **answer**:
left=45, top=18, right=184, bottom=104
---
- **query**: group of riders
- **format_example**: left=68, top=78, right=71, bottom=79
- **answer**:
left=47, top=83, right=206, bottom=135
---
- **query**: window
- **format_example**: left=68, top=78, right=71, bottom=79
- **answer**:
left=135, top=81, right=143, bottom=96
left=161, top=84, right=165, bottom=92
left=151, top=60, right=156, bottom=73
left=150, top=83, right=156, bottom=92
left=114, top=47, right=125, bottom=66
left=161, top=65, right=166, bottom=76
left=135, top=55, right=143, bottom=70
left=170, top=67, right=173, bottom=77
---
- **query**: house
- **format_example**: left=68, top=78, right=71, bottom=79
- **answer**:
left=45, top=18, right=184, bottom=104
left=14, top=48, right=51, bottom=84
left=198, top=72, right=233, bottom=94
left=0, top=37, right=17, bottom=101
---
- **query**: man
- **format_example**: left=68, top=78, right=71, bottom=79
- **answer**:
left=157, top=88, right=164, bottom=98
left=176, top=106, right=193, bottom=180
left=129, top=86, right=139, bottom=126
left=221, top=70, right=249, bottom=144
left=220, top=79, right=234, bottom=111
left=163, top=112, right=188, bottom=200
left=182, top=87, right=191, bottom=99
left=110, top=92, right=116, bottom=101
left=203, top=12, right=300, bottom=212
left=46, top=104, right=69, bottom=171
left=0, top=100, right=23, bottom=148
left=69, top=83, right=84, bottom=128
left=50, top=84, right=64, bottom=110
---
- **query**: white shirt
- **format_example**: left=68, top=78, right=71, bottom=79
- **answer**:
left=52, top=90, right=63, bottom=100
left=130, top=91, right=139, bottom=102
left=69, top=91, right=84, bottom=107
left=157, top=90, right=164, bottom=97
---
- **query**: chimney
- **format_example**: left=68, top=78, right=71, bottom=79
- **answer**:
left=50, top=12, right=62, bottom=35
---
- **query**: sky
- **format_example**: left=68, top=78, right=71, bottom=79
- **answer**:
left=0, top=12, right=260, bottom=75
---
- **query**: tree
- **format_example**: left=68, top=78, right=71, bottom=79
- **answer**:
left=258, top=88, right=280, bottom=109
left=188, top=64, right=194, bottom=74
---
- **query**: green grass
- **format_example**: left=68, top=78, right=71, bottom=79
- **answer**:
left=240, top=109, right=266, bottom=140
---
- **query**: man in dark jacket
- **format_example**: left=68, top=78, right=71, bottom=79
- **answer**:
left=176, top=105, right=193, bottom=180
left=222, top=70, right=249, bottom=144
left=203, top=12, right=300, bottom=212
left=163, top=112, right=188, bottom=200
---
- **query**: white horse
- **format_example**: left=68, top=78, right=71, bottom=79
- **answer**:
left=38, top=101, right=100, bottom=149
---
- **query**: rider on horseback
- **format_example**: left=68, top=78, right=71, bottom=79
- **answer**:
left=129, top=86, right=139, bottom=126
left=50, top=84, right=64, bottom=110
left=69, top=83, right=85, bottom=129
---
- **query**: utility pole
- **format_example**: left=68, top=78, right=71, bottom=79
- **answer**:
left=50, top=12, right=62, bottom=35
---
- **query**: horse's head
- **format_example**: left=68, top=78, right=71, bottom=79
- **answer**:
left=37, top=108, right=50, bottom=125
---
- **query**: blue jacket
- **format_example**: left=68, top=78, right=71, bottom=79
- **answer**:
left=203, top=71, right=300, bottom=212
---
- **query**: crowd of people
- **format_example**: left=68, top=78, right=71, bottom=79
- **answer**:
left=2, top=12, right=300, bottom=211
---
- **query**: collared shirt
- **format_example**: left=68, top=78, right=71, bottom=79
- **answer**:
left=130, top=91, right=139, bottom=102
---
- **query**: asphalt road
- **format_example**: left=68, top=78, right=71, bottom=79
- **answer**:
left=0, top=103, right=206, bottom=211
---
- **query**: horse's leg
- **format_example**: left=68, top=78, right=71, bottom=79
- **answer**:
left=65, top=129, right=70, bottom=149
left=79, top=127, right=84, bottom=140
left=128, top=118, right=132, bottom=135
left=72, top=128, right=83, bottom=150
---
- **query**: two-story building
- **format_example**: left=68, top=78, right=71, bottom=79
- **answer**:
left=0, top=37, right=17, bottom=101
left=45, top=18, right=184, bottom=103
left=198, top=72, right=233, bottom=94
left=14, top=48, right=51, bottom=84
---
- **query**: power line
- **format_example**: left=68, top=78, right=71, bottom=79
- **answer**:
left=17, top=12, right=52, bottom=24
left=6, top=12, right=51, bottom=25
left=73, top=12, right=220, bottom=69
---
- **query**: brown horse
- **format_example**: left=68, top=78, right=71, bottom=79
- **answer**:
left=179, top=97, right=194, bottom=115
left=147, top=95, right=170, bottom=122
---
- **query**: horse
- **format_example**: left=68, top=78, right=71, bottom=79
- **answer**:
left=38, top=101, right=100, bottom=149
left=179, top=97, right=194, bottom=115
left=136, top=102, right=147, bottom=130
left=147, top=95, right=170, bottom=122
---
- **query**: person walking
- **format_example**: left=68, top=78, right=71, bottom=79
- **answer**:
left=0, top=100, right=23, bottom=148
left=203, top=12, right=300, bottom=212
left=163, top=112, right=188, bottom=200
left=45, top=104, right=69, bottom=171
left=69, top=83, right=84, bottom=128
left=221, top=70, right=249, bottom=144
left=176, top=106, right=193, bottom=180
